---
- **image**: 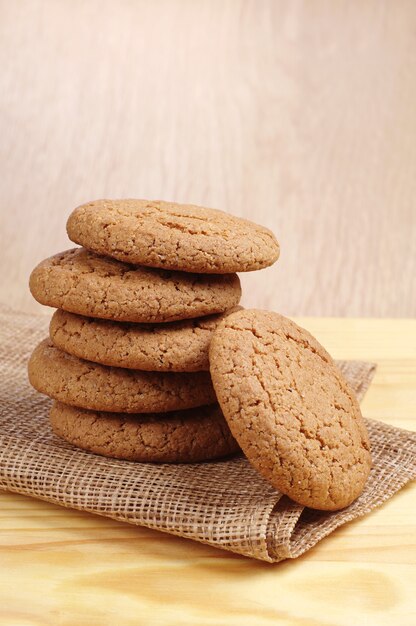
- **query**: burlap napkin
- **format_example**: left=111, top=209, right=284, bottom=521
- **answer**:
left=0, top=306, right=415, bottom=562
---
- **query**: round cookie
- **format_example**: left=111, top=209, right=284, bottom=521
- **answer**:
left=209, top=310, right=372, bottom=511
left=28, top=339, right=216, bottom=413
left=49, top=401, right=240, bottom=463
left=50, top=307, right=242, bottom=372
left=66, top=199, right=280, bottom=273
left=29, top=248, right=241, bottom=323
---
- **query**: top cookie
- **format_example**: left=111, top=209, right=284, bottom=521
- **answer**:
left=209, top=309, right=372, bottom=511
left=66, top=199, right=279, bottom=273
left=29, top=248, right=241, bottom=323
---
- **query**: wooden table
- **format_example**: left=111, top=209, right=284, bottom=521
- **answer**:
left=1, top=318, right=415, bottom=626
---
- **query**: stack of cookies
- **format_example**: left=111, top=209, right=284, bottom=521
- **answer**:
left=28, top=199, right=280, bottom=464
left=29, top=199, right=372, bottom=511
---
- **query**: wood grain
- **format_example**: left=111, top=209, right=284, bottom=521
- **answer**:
left=0, top=0, right=415, bottom=317
left=1, top=318, right=415, bottom=626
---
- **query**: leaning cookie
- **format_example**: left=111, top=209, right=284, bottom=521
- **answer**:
left=50, top=307, right=242, bottom=372
left=29, top=248, right=241, bottom=323
left=28, top=339, right=216, bottom=413
left=209, top=309, right=372, bottom=511
left=67, top=199, right=279, bottom=273
left=50, top=401, right=240, bottom=463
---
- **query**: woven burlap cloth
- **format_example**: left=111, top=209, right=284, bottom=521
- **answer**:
left=0, top=306, right=415, bottom=562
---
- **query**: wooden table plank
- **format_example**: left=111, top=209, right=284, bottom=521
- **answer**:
left=0, top=318, right=415, bottom=626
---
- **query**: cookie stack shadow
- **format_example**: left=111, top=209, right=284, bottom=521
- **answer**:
left=28, top=199, right=279, bottom=464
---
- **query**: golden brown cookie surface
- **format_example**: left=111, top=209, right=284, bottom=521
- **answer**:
left=28, top=339, right=216, bottom=413
left=209, top=309, right=372, bottom=511
left=67, top=199, right=280, bottom=273
left=50, top=307, right=242, bottom=372
left=50, top=401, right=240, bottom=463
left=29, top=248, right=241, bottom=322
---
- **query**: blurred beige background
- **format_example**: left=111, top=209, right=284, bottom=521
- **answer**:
left=1, top=0, right=415, bottom=317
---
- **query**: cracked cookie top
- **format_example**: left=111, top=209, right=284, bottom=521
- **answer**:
left=29, top=248, right=241, bottom=323
left=209, top=309, right=372, bottom=511
left=66, top=199, right=280, bottom=273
